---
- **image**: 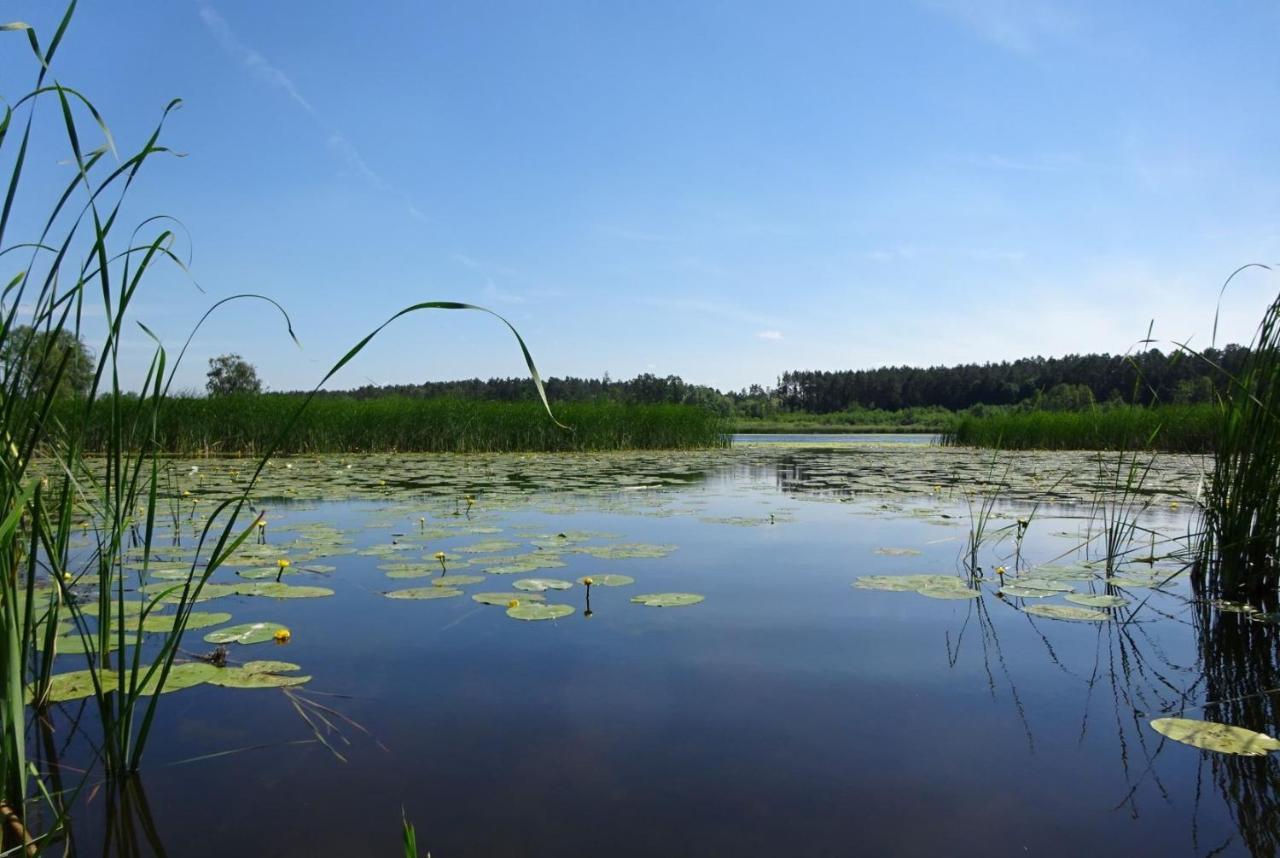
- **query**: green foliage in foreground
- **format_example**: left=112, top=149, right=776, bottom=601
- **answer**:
left=54, top=396, right=730, bottom=454
left=942, top=405, right=1218, bottom=452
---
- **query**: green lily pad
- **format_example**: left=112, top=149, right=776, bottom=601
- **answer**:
left=456, top=540, right=522, bottom=554
left=999, top=586, right=1056, bottom=598
left=433, top=574, right=485, bottom=587
left=385, top=587, right=464, bottom=600
left=204, top=622, right=290, bottom=645
left=874, top=547, right=922, bottom=556
left=917, top=586, right=981, bottom=600
left=1150, top=717, right=1280, bottom=756
left=505, top=603, right=574, bottom=621
left=1009, top=579, right=1073, bottom=592
left=575, top=543, right=675, bottom=559
left=513, top=578, right=573, bottom=592
left=1023, top=604, right=1109, bottom=622
left=855, top=575, right=963, bottom=592
left=472, top=592, right=546, bottom=606
left=578, top=574, right=634, bottom=587
left=630, top=593, right=704, bottom=607
left=235, top=582, right=335, bottom=599
left=206, top=661, right=310, bottom=689
left=1064, top=593, right=1128, bottom=609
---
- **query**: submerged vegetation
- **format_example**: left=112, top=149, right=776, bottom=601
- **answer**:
left=53, top=395, right=730, bottom=454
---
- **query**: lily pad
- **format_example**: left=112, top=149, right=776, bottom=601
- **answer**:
left=506, top=603, right=574, bottom=621
left=1150, top=717, right=1280, bottom=756
left=578, top=574, right=634, bottom=587
left=1064, top=593, right=1127, bottom=609
left=472, top=592, right=546, bottom=606
left=874, top=547, right=922, bottom=556
left=630, top=593, right=704, bottom=607
left=855, top=575, right=963, bottom=592
left=385, top=587, right=464, bottom=600
left=1009, top=579, right=1073, bottom=592
left=999, top=586, right=1056, bottom=598
left=206, top=661, right=310, bottom=689
left=513, top=578, right=574, bottom=592
left=917, top=586, right=981, bottom=600
left=1023, top=604, right=1109, bottom=622
left=204, top=622, right=290, bottom=645
left=433, top=574, right=485, bottom=587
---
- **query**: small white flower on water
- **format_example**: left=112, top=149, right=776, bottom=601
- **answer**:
left=285, top=463, right=293, bottom=469
left=190, top=466, right=199, bottom=473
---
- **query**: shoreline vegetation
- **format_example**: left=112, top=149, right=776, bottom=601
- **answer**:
left=52, top=396, right=732, bottom=454
left=42, top=394, right=1231, bottom=453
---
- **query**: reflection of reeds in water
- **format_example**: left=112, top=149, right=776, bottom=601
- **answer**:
left=1189, top=599, right=1280, bottom=857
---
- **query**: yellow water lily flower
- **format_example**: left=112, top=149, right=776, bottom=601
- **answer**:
left=433, top=551, right=446, bottom=560
left=62, top=572, right=72, bottom=583
left=1170, top=501, right=1180, bottom=510
left=507, top=599, right=519, bottom=609
left=273, top=628, right=292, bottom=643
left=995, top=566, right=1007, bottom=575
left=277, top=559, right=291, bottom=569
left=583, top=577, right=595, bottom=586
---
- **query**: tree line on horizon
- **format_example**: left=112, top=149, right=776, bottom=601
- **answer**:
left=2, top=327, right=1247, bottom=416
left=301, top=346, right=1248, bottom=415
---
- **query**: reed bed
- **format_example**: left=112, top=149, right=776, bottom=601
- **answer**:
left=1193, top=284, right=1280, bottom=600
left=53, top=396, right=730, bottom=454
left=942, top=405, right=1217, bottom=452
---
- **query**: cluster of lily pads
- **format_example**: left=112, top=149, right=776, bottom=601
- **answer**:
left=852, top=562, right=1179, bottom=623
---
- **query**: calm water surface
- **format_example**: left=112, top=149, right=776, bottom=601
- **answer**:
left=46, top=449, right=1280, bottom=857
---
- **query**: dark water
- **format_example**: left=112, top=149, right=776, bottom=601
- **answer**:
left=40, top=451, right=1280, bottom=857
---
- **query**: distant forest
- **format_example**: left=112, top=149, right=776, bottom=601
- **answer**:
left=307, top=346, right=1248, bottom=416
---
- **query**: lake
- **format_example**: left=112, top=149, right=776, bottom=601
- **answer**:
left=40, top=445, right=1280, bottom=857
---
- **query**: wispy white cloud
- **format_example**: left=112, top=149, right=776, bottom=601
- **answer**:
left=480, top=279, right=527, bottom=305
left=197, top=3, right=428, bottom=225
left=920, top=0, right=1075, bottom=54
left=757, top=330, right=784, bottom=341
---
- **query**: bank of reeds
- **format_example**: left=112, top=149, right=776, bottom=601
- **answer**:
left=1193, top=283, right=1280, bottom=600
left=942, top=405, right=1217, bottom=452
left=51, top=396, right=729, bottom=454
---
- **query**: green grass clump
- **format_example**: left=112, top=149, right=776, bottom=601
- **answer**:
left=1195, top=285, right=1280, bottom=600
left=54, top=396, right=729, bottom=454
left=942, top=405, right=1217, bottom=452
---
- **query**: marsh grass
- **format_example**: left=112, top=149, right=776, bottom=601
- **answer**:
left=0, top=6, right=561, bottom=852
left=1191, top=274, right=1280, bottom=600
left=943, top=405, right=1217, bottom=452
left=53, top=395, right=730, bottom=454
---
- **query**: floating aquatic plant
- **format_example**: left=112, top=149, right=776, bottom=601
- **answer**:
left=630, top=593, right=704, bottom=607
left=1150, top=717, right=1280, bottom=756
left=506, top=603, right=574, bottom=621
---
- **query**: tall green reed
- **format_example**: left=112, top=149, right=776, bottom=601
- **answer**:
left=1191, top=270, right=1280, bottom=600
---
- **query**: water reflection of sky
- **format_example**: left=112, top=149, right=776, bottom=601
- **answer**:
left=51, top=450, right=1279, bottom=857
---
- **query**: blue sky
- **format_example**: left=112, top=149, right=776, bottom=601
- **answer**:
left=7, top=1, right=1280, bottom=393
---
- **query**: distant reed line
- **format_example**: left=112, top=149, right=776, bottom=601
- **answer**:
left=49, top=396, right=732, bottom=454
left=942, top=405, right=1218, bottom=453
